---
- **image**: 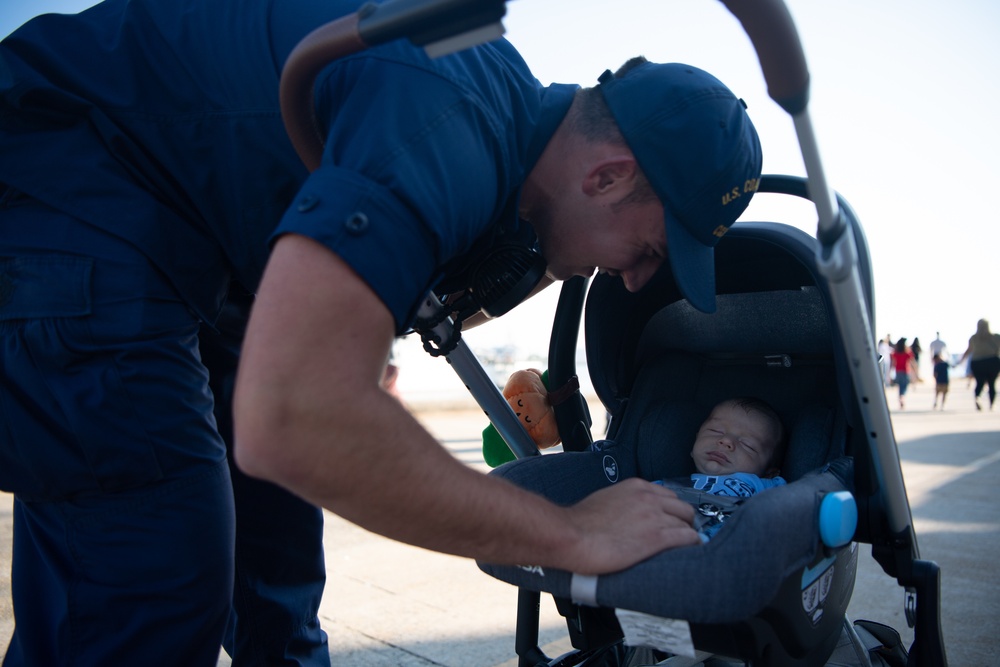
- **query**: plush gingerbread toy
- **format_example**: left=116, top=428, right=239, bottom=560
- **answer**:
left=482, top=368, right=561, bottom=468
left=503, top=368, right=561, bottom=449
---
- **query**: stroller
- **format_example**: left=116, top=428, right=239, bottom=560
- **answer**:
left=275, top=0, right=947, bottom=664
left=474, top=175, right=944, bottom=666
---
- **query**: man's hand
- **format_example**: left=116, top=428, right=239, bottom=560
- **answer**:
left=558, top=479, right=700, bottom=575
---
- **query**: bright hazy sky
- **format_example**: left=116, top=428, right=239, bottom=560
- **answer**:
left=3, top=0, right=997, bottom=368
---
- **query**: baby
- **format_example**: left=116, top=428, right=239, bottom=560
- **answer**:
left=689, top=396, right=786, bottom=495
left=658, top=397, right=787, bottom=540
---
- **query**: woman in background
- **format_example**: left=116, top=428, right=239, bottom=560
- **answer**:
left=890, top=338, right=916, bottom=410
left=957, top=319, right=1000, bottom=411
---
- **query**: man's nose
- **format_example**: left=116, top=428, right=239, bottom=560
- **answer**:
left=622, top=259, right=663, bottom=293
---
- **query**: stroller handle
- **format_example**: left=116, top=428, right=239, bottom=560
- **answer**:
left=280, top=0, right=506, bottom=172
left=722, top=5, right=927, bottom=599
left=279, top=12, right=365, bottom=172
left=719, top=0, right=839, bottom=239
left=718, top=0, right=810, bottom=114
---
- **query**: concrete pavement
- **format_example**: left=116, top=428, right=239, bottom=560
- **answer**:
left=1, top=379, right=997, bottom=665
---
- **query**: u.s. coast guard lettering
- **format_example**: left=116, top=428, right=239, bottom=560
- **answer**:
left=721, top=177, right=760, bottom=206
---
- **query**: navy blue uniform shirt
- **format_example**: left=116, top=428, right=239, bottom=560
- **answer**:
left=0, top=0, right=576, bottom=329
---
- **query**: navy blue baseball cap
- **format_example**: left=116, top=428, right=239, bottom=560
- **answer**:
left=598, top=62, right=763, bottom=313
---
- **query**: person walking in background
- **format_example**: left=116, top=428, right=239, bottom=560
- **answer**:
left=932, top=353, right=950, bottom=410
left=957, top=319, right=1000, bottom=411
left=878, top=334, right=894, bottom=387
left=928, top=331, right=948, bottom=362
left=890, top=337, right=916, bottom=410
left=910, top=336, right=923, bottom=382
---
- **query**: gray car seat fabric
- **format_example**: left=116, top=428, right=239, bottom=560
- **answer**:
left=635, top=287, right=832, bottom=359
left=480, top=416, right=852, bottom=624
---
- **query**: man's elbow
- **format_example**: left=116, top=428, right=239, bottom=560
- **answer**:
left=232, top=421, right=275, bottom=481
left=232, top=393, right=293, bottom=483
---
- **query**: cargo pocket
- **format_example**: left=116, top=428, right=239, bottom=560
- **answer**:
left=0, top=255, right=164, bottom=500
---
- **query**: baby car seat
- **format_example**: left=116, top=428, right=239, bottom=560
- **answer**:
left=477, top=177, right=914, bottom=666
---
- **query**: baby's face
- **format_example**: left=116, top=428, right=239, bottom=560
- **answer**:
left=691, top=403, right=777, bottom=477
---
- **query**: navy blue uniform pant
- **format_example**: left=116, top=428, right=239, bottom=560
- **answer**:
left=0, top=189, right=329, bottom=666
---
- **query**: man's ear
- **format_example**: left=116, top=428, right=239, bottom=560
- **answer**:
left=582, top=155, right=637, bottom=196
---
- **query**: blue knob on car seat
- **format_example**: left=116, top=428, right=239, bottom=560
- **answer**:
left=819, top=491, right=857, bottom=548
